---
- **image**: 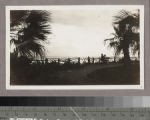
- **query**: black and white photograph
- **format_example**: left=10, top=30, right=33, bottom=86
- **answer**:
left=6, top=5, right=144, bottom=90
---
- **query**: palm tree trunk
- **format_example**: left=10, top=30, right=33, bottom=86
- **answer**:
left=123, top=47, right=131, bottom=65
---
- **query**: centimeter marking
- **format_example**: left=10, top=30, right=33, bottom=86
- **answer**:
left=0, top=107, right=150, bottom=120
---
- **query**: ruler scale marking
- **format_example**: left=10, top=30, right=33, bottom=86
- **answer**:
left=0, top=107, right=150, bottom=120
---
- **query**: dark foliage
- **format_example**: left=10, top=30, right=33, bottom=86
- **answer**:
left=104, top=10, right=140, bottom=65
left=10, top=10, right=51, bottom=58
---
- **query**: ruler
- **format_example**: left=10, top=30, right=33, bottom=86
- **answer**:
left=0, top=107, right=150, bottom=120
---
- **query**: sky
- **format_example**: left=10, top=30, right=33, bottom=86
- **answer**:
left=42, top=6, right=140, bottom=58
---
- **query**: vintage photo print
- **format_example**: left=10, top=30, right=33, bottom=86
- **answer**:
left=6, top=5, right=144, bottom=90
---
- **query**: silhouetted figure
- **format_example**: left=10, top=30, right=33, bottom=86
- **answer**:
left=45, top=58, right=48, bottom=64
left=58, top=58, right=60, bottom=64
left=114, top=56, right=116, bottom=63
left=41, top=60, right=44, bottom=65
left=78, top=57, right=80, bottom=64
left=92, top=58, right=95, bottom=64
left=100, top=54, right=107, bottom=64
left=88, top=56, right=90, bottom=64
left=67, top=58, right=71, bottom=64
left=36, top=60, right=39, bottom=64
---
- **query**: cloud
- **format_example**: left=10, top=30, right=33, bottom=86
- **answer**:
left=44, top=7, right=139, bottom=57
left=45, top=23, right=114, bottom=57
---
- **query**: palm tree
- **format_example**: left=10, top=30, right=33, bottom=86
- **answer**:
left=105, top=10, right=140, bottom=64
left=10, top=10, right=51, bottom=59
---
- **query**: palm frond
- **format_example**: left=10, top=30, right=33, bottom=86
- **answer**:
left=16, top=40, right=45, bottom=58
left=104, top=9, right=140, bottom=59
left=113, top=10, right=131, bottom=24
left=10, top=10, right=51, bottom=59
left=10, top=10, right=30, bottom=27
left=104, top=37, right=114, bottom=46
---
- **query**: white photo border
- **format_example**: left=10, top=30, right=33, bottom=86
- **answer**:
left=6, top=5, right=144, bottom=90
